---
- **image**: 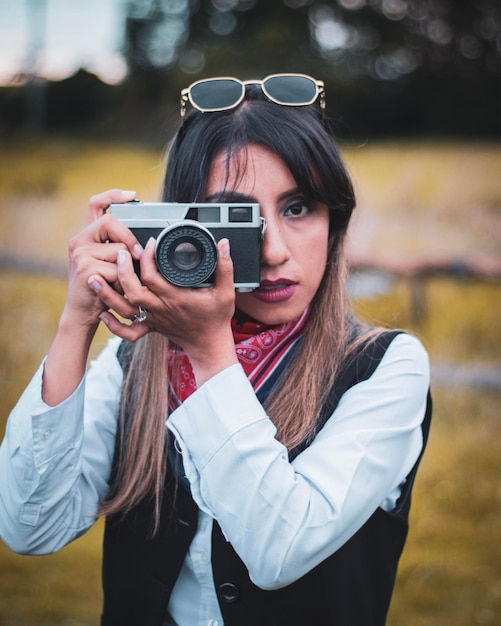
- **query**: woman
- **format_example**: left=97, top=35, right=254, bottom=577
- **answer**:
left=0, top=75, right=431, bottom=626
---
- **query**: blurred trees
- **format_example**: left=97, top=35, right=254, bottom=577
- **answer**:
left=124, top=0, right=501, bottom=80
left=1, top=0, right=500, bottom=140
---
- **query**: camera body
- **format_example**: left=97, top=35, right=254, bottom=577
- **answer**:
left=110, top=200, right=264, bottom=291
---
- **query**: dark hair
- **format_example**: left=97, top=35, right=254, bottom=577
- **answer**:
left=162, top=85, right=355, bottom=235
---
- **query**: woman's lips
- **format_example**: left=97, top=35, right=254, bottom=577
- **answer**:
left=252, top=279, right=297, bottom=303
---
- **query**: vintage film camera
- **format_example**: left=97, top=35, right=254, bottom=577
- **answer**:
left=109, top=201, right=265, bottom=291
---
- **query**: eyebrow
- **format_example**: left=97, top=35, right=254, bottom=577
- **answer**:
left=205, top=191, right=258, bottom=203
left=205, top=187, right=303, bottom=203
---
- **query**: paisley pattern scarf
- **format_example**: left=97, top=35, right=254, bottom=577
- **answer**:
left=167, top=307, right=310, bottom=408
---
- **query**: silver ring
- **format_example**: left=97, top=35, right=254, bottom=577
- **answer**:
left=133, top=306, right=147, bottom=323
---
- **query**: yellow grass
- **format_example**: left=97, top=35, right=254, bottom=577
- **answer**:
left=343, top=141, right=501, bottom=259
left=388, top=388, right=501, bottom=626
left=0, top=139, right=500, bottom=624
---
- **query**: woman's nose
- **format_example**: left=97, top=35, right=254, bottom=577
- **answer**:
left=260, top=219, right=290, bottom=267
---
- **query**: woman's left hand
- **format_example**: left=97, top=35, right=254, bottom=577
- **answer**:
left=90, top=236, right=239, bottom=385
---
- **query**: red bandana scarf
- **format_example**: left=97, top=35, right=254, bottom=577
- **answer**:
left=167, top=307, right=310, bottom=409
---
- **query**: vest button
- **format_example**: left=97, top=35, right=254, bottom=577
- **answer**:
left=177, top=517, right=191, bottom=528
left=219, top=582, right=240, bottom=603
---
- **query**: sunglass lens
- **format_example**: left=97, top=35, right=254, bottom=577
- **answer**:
left=190, top=79, right=244, bottom=111
left=263, top=75, right=317, bottom=105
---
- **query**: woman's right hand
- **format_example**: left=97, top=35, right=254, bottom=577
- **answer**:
left=62, top=189, right=144, bottom=329
left=42, top=189, right=144, bottom=406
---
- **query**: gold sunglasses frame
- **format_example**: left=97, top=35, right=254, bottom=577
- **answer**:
left=180, top=73, right=325, bottom=118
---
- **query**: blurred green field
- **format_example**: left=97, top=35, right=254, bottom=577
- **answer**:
left=0, top=139, right=500, bottom=625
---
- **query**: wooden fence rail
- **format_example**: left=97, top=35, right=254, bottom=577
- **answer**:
left=349, top=254, right=501, bottom=325
left=2, top=252, right=501, bottom=326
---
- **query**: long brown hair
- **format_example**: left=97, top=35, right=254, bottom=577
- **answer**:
left=100, top=88, right=376, bottom=527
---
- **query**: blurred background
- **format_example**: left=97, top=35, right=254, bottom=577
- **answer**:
left=0, top=1, right=500, bottom=624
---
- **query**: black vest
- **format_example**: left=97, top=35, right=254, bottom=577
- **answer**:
left=101, top=332, right=432, bottom=626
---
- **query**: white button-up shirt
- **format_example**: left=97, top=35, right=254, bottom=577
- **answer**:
left=0, top=333, right=429, bottom=626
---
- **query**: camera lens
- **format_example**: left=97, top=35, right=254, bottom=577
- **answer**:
left=172, top=241, right=201, bottom=271
left=155, top=222, right=217, bottom=287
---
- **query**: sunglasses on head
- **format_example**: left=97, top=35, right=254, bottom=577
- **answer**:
left=180, top=73, right=325, bottom=118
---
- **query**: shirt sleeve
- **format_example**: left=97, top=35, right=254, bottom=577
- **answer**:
left=167, top=333, right=430, bottom=590
left=0, top=337, right=123, bottom=555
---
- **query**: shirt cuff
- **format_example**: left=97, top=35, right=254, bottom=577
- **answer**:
left=167, top=363, right=270, bottom=471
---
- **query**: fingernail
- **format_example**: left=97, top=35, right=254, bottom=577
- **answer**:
left=99, top=312, right=110, bottom=326
left=221, top=238, right=230, bottom=258
left=134, top=243, right=143, bottom=257
left=146, top=237, right=156, bottom=249
left=88, top=277, right=101, bottom=293
left=117, top=249, right=127, bottom=265
left=121, top=190, right=136, bottom=197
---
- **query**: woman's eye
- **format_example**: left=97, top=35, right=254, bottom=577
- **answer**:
left=285, top=202, right=310, bottom=217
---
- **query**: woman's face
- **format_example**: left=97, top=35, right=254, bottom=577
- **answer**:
left=206, top=144, right=330, bottom=325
